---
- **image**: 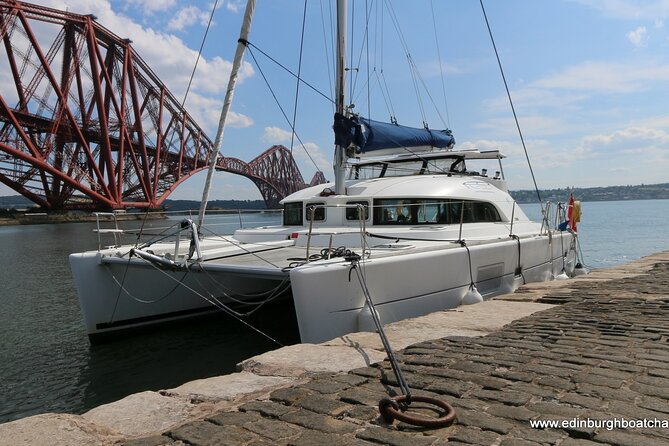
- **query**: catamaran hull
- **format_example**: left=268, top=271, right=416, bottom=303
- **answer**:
left=70, top=230, right=576, bottom=343
left=69, top=251, right=289, bottom=341
left=290, top=232, right=576, bottom=344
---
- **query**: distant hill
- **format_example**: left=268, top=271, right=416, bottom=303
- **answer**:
left=2, top=182, right=669, bottom=211
left=0, top=195, right=34, bottom=208
left=510, top=183, right=669, bottom=203
left=162, top=199, right=267, bottom=211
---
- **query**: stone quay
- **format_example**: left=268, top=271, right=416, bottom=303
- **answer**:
left=3, top=251, right=669, bottom=445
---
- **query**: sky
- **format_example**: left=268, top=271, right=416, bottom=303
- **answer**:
left=2, top=0, right=669, bottom=201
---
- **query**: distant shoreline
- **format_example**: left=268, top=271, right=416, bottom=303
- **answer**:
left=511, top=183, right=669, bottom=204
left=1, top=182, right=668, bottom=226
left=0, top=212, right=166, bottom=227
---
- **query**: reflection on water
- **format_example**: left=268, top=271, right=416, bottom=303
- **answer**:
left=1, top=202, right=669, bottom=423
left=0, top=213, right=299, bottom=423
left=79, top=305, right=299, bottom=414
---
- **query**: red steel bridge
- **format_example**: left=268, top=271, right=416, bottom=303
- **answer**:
left=0, top=0, right=326, bottom=210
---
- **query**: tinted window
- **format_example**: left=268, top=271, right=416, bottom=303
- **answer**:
left=346, top=201, right=369, bottom=221
left=306, top=203, right=325, bottom=221
left=283, top=202, right=303, bottom=225
left=373, top=199, right=501, bottom=225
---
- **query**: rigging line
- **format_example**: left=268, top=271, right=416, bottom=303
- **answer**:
left=245, top=41, right=334, bottom=105
left=366, top=0, right=371, bottom=119
left=373, top=70, right=394, bottom=119
left=351, top=73, right=376, bottom=108
left=134, top=207, right=154, bottom=248
left=198, top=223, right=285, bottom=268
left=378, top=70, right=396, bottom=121
left=109, top=255, right=133, bottom=325
left=199, top=267, right=291, bottom=303
left=480, top=0, right=542, bottom=204
left=290, top=0, right=309, bottom=154
left=135, top=221, right=186, bottom=250
left=349, top=0, right=375, bottom=109
left=246, top=47, right=321, bottom=172
left=105, top=263, right=190, bottom=305
left=329, top=0, right=337, bottom=106
left=319, top=0, right=335, bottom=111
left=406, top=55, right=428, bottom=125
left=135, top=257, right=284, bottom=347
left=180, top=0, right=219, bottom=108
left=430, top=0, right=451, bottom=128
left=384, top=0, right=427, bottom=124
left=373, top=0, right=380, bottom=69
left=191, top=271, right=290, bottom=317
left=400, top=58, right=449, bottom=128
left=349, top=0, right=355, bottom=104
left=413, top=68, right=449, bottom=128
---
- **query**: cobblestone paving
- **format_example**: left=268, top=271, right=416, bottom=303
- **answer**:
left=120, top=261, right=669, bottom=446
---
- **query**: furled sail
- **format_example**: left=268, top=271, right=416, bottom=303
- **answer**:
left=334, top=113, right=455, bottom=157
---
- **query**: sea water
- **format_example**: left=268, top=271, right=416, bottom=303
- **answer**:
left=0, top=200, right=668, bottom=423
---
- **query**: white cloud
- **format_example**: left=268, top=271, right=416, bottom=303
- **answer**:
left=627, top=26, right=648, bottom=47
left=533, top=60, right=669, bottom=93
left=183, top=92, right=253, bottom=132
left=475, top=115, right=571, bottom=139
left=258, top=128, right=330, bottom=175
left=483, top=88, right=587, bottom=115
left=225, top=0, right=244, bottom=13
left=167, top=6, right=210, bottom=31
left=262, top=126, right=293, bottom=143
left=582, top=126, right=669, bottom=153
left=421, top=59, right=463, bottom=77
left=293, top=142, right=331, bottom=174
left=124, top=0, right=176, bottom=14
left=227, top=111, right=254, bottom=129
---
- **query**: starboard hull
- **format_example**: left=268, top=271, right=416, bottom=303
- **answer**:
left=290, top=231, right=576, bottom=343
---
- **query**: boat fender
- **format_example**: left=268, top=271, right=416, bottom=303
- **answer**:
left=357, top=304, right=380, bottom=332
left=555, top=270, right=570, bottom=280
left=461, top=285, right=483, bottom=305
left=573, top=262, right=588, bottom=276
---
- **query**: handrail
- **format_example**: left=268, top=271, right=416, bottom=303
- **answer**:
left=94, top=212, right=122, bottom=250
left=92, top=208, right=283, bottom=251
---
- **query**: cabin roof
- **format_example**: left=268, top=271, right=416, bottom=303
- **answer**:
left=284, top=174, right=511, bottom=204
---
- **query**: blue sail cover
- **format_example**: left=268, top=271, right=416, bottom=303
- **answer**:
left=333, top=113, right=455, bottom=156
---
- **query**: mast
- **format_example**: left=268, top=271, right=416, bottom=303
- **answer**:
left=197, top=0, right=256, bottom=230
left=333, top=0, right=347, bottom=195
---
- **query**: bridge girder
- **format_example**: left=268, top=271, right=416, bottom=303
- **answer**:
left=0, top=0, right=325, bottom=210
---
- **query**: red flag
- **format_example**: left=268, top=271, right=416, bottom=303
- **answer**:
left=567, top=193, right=577, bottom=232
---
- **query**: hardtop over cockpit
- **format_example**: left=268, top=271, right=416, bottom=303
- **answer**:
left=347, top=149, right=506, bottom=180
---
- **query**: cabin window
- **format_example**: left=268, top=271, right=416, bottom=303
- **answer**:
left=374, top=199, right=415, bottom=224
left=373, top=199, right=501, bottom=225
left=346, top=201, right=369, bottom=221
left=283, top=202, right=303, bottom=225
left=306, top=202, right=326, bottom=221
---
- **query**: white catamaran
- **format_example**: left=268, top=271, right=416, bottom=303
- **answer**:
left=69, top=0, right=583, bottom=343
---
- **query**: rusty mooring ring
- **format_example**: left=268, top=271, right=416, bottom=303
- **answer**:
left=379, top=395, right=456, bottom=428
